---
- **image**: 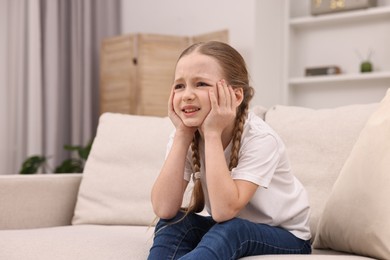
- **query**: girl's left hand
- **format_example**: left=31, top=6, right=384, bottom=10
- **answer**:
left=201, top=79, right=237, bottom=136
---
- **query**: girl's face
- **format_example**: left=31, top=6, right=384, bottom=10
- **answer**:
left=173, top=52, right=224, bottom=127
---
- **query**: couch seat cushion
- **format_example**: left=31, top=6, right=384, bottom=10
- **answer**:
left=242, top=252, right=376, bottom=259
left=0, top=225, right=153, bottom=260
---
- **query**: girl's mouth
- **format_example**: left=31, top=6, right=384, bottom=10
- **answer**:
left=183, top=107, right=200, bottom=113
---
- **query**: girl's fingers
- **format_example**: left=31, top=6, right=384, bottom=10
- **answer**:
left=168, top=88, right=183, bottom=128
left=209, top=88, right=218, bottom=109
left=168, top=88, right=172, bottom=110
left=218, top=80, right=227, bottom=107
left=228, top=86, right=235, bottom=109
left=224, top=82, right=233, bottom=109
left=220, top=79, right=234, bottom=109
left=211, top=80, right=235, bottom=112
left=168, top=87, right=175, bottom=113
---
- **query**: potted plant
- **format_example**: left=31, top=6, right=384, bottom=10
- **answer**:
left=19, top=141, right=93, bottom=174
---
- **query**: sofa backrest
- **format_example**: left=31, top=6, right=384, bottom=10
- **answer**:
left=72, top=103, right=378, bottom=234
left=261, top=103, right=378, bottom=238
left=72, top=113, right=175, bottom=226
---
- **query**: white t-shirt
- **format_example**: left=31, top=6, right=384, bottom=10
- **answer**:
left=167, top=112, right=311, bottom=240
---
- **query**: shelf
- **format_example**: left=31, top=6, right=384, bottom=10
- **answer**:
left=290, top=6, right=390, bottom=28
left=289, top=71, right=390, bottom=86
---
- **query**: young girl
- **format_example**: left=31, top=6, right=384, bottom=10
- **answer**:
left=148, top=41, right=311, bottom=259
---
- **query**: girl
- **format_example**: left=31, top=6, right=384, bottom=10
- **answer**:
left=148, top=41, right=311, bottom=259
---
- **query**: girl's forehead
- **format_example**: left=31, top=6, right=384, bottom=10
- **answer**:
left=175, top=53, right=223, bottom=78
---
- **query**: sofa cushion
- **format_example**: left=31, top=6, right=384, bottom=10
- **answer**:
left=313, top=89, right=390, bottom=259
left=264, top=102, right=378, bottom=239
left=0, top=225, right=153, bottom=260
left=72, top=113, right=174, bottom=226
left=251, top=105, right=267, bottom=120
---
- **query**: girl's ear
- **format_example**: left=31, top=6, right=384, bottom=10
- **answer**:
left=234, top=88, right=244, bottom=107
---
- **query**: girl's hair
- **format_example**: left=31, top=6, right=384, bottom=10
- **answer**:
left=179, top=41, right=255, bottom=214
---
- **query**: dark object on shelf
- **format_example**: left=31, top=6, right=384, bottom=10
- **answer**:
left=311, top=0, right=377, bottom=15
left=361, top=61, right=373, bottom=73
left=305, top=66, right=341, bottom=76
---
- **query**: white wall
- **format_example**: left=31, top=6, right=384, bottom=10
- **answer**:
left=121, top=0, right=256, bottom=65
left=120, top=0, right=278, bottom=107
left=254, top=1, right=285, bottom=108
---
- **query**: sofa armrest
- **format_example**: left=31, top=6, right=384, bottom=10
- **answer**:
left=0, top=174, right=82, bottom=230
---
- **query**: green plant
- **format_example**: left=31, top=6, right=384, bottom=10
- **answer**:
left=19, top=156, right=48, bottom=174
left=19, top=140, right=93, bottom=174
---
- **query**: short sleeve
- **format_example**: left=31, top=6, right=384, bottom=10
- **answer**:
left=231, top=133, right=280, bottom=188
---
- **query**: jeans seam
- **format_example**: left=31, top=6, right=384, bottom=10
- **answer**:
left=230, top=239, right=309, bottom=259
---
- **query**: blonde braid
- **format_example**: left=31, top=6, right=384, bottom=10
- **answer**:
left=229, top=105, right=249, bottom=170
left=191, top=131, right=201, bottom=173
left=186, top=131, right=205, bottom=213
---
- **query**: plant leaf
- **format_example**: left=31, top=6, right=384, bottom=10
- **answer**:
left=19, top=156, right=47, bottom=174
left=63, top=140, right=93, bottom=161
left=54, top=158, right=83, bottom=173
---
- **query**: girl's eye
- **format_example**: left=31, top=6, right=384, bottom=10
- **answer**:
left=197, top=82, right=210, bottom=87
left=174, top=84, right=184, bottom=90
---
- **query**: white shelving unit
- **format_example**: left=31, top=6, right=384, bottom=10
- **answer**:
left=289, top=71, right=390, bottom=86
left=289, top=5, right=390, bottom=27
left=283, top=0, right=390, bottom=108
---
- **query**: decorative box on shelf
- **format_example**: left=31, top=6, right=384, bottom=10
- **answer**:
left=305, top=65, right=341, bottom=76
left=311, top=0, right=377, bottom=15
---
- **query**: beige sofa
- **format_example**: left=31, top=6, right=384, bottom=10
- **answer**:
left=1, top=90, right=389, bottom=260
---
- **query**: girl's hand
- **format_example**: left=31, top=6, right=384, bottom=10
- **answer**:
left=201, top=80, right=237, bottom=137
left=168, top=88, right=197, bottom=138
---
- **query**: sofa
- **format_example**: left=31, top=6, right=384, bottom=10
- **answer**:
left=1, top=89, right=389, bottom=260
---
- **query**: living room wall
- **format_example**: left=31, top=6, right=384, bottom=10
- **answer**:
left=121, top=0, right=256, bottom=66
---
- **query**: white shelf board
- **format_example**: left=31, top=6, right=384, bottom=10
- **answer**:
left=290, top=6, right=390, bottom=28
left=289, top=71, right=390, bottom=86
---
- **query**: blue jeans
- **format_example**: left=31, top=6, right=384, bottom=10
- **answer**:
left=148, top=211, right=311, bottom=260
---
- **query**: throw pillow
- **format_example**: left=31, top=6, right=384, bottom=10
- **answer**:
left=265, top=102, right=378, bottom=239
left=72, top=113, right=174, bottom=226
left=313, top=88, right=390, bottom=259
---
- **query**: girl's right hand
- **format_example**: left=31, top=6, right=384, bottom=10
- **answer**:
left=168, top=88, right=197, bottom=138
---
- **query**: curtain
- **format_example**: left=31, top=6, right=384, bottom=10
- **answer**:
left=0, top=0, right=8, bottom=172
left=1, top=0, right=121, bottom=174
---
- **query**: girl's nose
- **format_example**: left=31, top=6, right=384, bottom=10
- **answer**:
left=182, top=87, right=195, bottom=101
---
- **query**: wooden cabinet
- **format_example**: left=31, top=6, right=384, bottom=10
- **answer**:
left=100, top=30, right=228, bottom=117
left=283, top=0, right=390, bottom=108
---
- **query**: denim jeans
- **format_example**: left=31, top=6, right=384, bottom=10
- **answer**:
left=148, top=211, right=311, bottom=260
